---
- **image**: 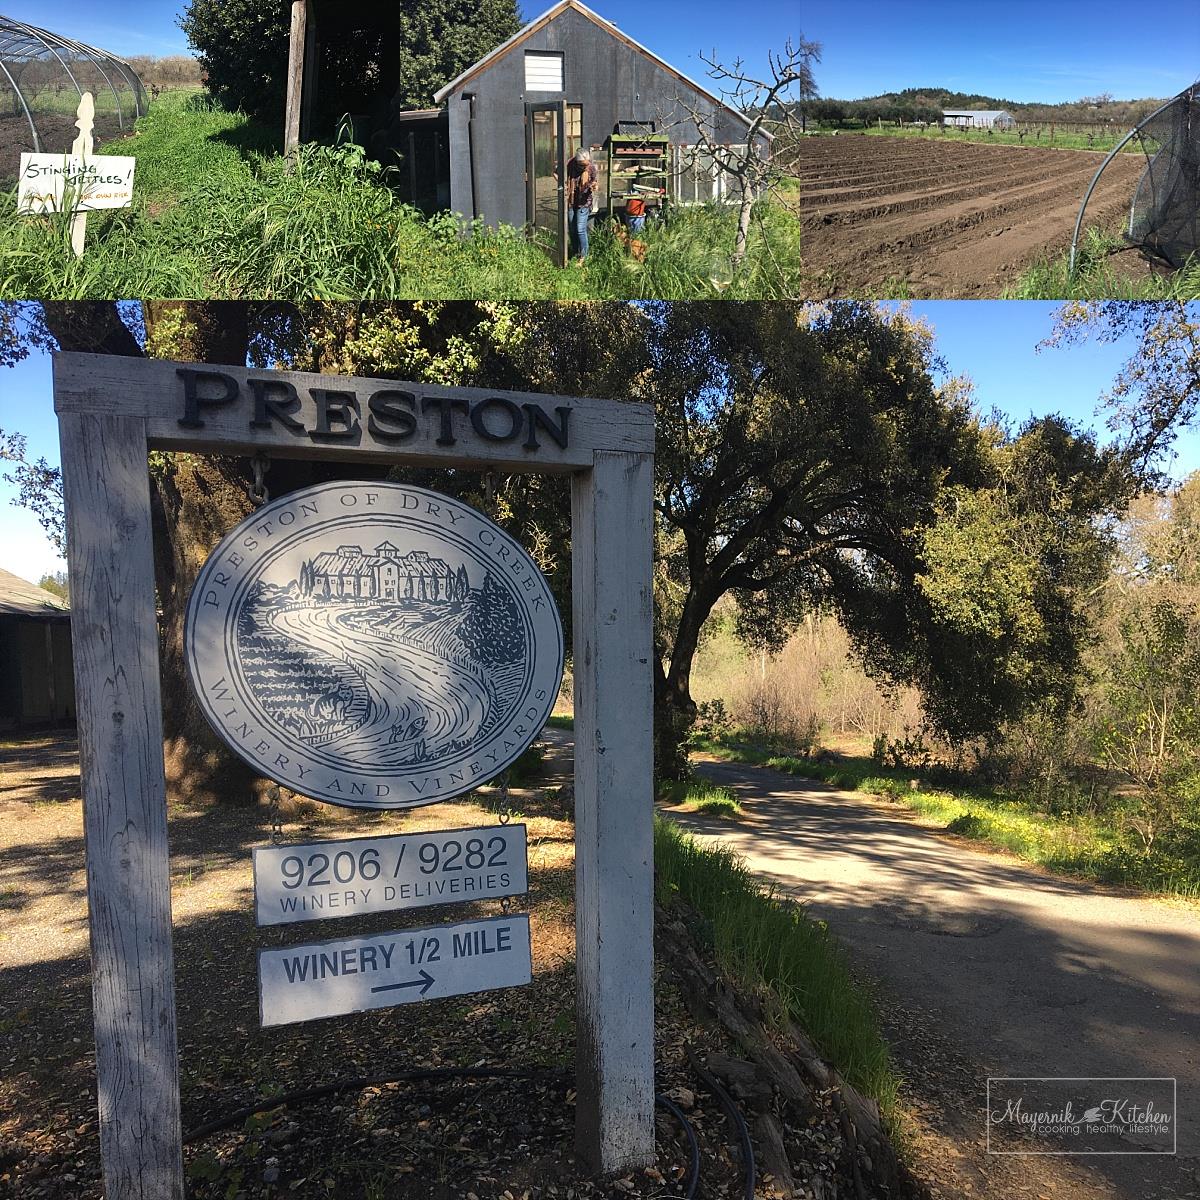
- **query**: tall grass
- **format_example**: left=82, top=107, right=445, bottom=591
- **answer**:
left=654, top=816, right=898, bottom=1115
left=1008, top=229, right=1200, bottom=300
left=658, top=778, right=743, bottom=817
left=0, top=91, right=803, bottom=300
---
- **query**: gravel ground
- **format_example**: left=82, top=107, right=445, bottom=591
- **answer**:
left=0, top=732, right=883, bottom=1199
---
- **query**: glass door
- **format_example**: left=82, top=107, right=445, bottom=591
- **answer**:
left=526, top=101, right=567, bottom=267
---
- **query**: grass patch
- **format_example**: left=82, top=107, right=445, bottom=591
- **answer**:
left=654, top=816, right=898, bottom=1116
left=545, top=715, right=575, bottom=731
left=696, top=737, right=1200, bottom=897
left=1007, top=228, right=1200, bottom=300
left=658, top=779, right=743, bottom=818
left=1, top=92, right=803, bottom=300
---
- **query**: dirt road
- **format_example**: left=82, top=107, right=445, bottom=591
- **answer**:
left=795, top=135, right=1145, bottom=297
left=667, top=753, right=1199, bottom=1200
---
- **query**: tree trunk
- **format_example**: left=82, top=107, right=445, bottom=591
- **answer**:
left=732, top=178, right=755, bottom=269
left=141, top=303, right=266, bottom=805
left=655, top=578, right=721, bottom=780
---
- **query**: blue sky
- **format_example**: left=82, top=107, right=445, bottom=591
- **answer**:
left=1, top=302, right=1196, bottom=585
left=4, top=0, right=800, bottom=91
left=803, top=0, right=1198, bottom=102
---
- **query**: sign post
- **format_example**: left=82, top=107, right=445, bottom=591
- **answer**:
left=55, top=355, right=656, bottom=1198
left=17, top=92, right=137, bottom=257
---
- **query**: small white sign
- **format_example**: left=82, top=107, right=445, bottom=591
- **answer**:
left=258, top=914, right=532, bottom=1027
left=253, top=825, right=528, bottom=926
left=18, top=153, right=137, bottom=213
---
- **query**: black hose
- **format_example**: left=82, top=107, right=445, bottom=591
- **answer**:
left=655, top=1092, right=700, bottom=1200
left=687, top=1050, right=756, bottom=1200
left=183, top=1066, right=568, bottom=1143
left=185, top=1065, right=703, bottom=1200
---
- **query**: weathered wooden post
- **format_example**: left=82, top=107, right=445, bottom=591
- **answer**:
left=283, top=0, right=313, bottom=153
left=59, top=409, right=183, bottom=1198
left=572, top=451, right=657, bottom=1171
left=54, top=354, right=658, bottom=1197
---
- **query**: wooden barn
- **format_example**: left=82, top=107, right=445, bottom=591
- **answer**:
left=0, top=568, right=74, bottom=728
left=433, top=1, right=770, bottom=234
left=283, top=0, right=770, bottom=257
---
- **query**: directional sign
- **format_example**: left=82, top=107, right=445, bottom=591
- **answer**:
left=258, top=914, right=532, bottom=1027
left=185, top=482, right=565, bottom=809
left=253, top=825, right=528, bottom=926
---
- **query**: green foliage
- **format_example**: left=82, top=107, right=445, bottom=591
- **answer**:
left=37, top=573, right=68, bottom=601
left=178, top=0, right=292, bottom=121
left=545, top=715, right=575, bottom=731
left=912, top=415, right=1128, bottom=739
left=394, top=0, right=522, bottom=108
left=0, top=95, right=802, bottom=300
left=654, top=816, right=897, bottom=1111
left=658, top=778, right=743, bottom=817
left=690, top=698, right=733, bottom=742
left=701, top=735, right=1200, bottom=896
left=180, top=0, right=520, bottom=123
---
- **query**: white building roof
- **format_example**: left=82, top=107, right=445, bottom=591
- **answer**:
left=942, top=109, right=1014, bottom=119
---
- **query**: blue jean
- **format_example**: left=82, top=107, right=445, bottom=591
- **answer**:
left=569, top=205, right=591, bottom=259
left=626, top=215, right=646, bottom=234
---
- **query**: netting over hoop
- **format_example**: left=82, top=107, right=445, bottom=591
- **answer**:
left=1127, top=82, right=1200, bottom=269
left=1071, top=81, right=1200, bottom=274
left=0, top=14, right=147, bottom=176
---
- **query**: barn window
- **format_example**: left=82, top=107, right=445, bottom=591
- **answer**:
left=525, top=51, right=564, bottom=92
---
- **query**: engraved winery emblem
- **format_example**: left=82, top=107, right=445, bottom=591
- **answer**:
left=185, top=482, right=564, bottom=808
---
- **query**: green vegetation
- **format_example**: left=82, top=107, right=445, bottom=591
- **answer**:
left=654, top=816, right=898, bottom=1114
left=0, top=92, right=801, bottom=300
left=696, top=737, right=1200, bottom=897
left=1008, top=230, right=1200, bottom=300
left=857, top=124, right=1137, bottom=153
left=658, top=778, right=743, bottom=818
left=545, top=715, right=575, bottom=731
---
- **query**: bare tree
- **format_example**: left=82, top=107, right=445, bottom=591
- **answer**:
left=664, top=36, right=818, bottom=269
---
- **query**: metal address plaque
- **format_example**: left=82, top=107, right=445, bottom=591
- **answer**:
left=186, top=482, right=564, bottom=808
left=253, top=825, right=528, bottom=926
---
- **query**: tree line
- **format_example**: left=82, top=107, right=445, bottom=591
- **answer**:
left=1, top=302, right=1197, bottom=849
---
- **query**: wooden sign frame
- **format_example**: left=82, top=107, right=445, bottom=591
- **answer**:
left=54, top=352, right=656, bottom=1199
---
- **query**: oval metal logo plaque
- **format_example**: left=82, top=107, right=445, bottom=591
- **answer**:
left=185, top=482, right=564, bottom=809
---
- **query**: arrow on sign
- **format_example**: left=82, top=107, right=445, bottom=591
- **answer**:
left=370, top=969, right=435, bottom=997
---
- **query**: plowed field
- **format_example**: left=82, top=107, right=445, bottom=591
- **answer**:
left=796, top=135, right=1144, bottom=297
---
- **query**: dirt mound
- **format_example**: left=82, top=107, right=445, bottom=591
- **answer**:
left=796, top=135, right=1146, bottom=297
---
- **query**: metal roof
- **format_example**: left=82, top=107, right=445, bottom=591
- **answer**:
left=432, top=0, right=767, bottom=136
left=941, top=109, right=1014, bottom=119
left=0, top=567, right=69, bottom=619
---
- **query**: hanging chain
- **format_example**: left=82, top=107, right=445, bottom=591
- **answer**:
left=268, top=785, right=286, bottom=846
left=498, top=769, right=514, bottom=914
left=251, top=453, right=271, bottom=507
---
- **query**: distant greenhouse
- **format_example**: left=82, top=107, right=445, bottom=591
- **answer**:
left=941, top=109, right=1016, bottom=129
left=0, top=14, right=147, bottom=170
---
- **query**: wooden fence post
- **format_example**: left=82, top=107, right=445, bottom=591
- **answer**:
left=571, top=450, right=657, bottom=1173
left=283, top=0, right=310, bottom=153
left=59, top=411, right=184, bottom=1200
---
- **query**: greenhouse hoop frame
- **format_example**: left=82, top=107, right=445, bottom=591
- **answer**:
left=0, top=13, right=147, bottom=153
